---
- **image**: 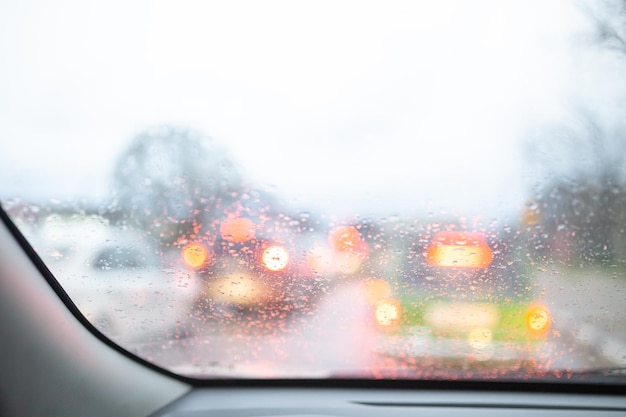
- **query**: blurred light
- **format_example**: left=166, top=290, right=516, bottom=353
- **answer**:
left=374, top=299, right=401, bottom=327
left=467, top=327, right=493, bottom=349
left=261, top=245, right=290, bottom=272
left=206, top=272, right=269, bottom=305
left=328, top=225, right=361, bottom=251
left=307, top=245, right=335, bottom=274
left=426, top=231, right=493, bottom=268
left=335, top=251, right=362, bottom=274
left=220, top=217, right=256, bottom=242
left=362, top=278, right=392, bottom=306
left=525, top=305, right=551, bottom=335
left=424, top=302, right=498, bottom=330
left=521, top=200, right=541, bottom=227
left=181, top=242, right=210, bottom=269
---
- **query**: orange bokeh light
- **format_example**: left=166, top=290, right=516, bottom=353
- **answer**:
left=181, top=242, right=210, bottom=269
left=220, top=217, right=256, bottom=242
left=426, top=231, right=493, bottom=268
left=328, top=226, right=361, bottom=251
left=525, top=305, right=551, bottom=335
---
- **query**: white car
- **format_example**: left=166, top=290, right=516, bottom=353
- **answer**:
left=34, top=214, right=199, bottom=343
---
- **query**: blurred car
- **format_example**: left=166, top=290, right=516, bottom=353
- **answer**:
left=2, top=206, right=626, bottom=417
left=3, top=0, right=626, bottom=414
left=179, top=215, right=324, bottom=322
left=365, top=230, right=552, bottom=370
left=36, top=215, right=199, bottom=342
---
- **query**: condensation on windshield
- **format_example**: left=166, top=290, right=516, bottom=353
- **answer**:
left=2, top=0, right=626, bottom=381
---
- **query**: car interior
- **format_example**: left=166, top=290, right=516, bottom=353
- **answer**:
left=2, top=1, right=626, bottom=415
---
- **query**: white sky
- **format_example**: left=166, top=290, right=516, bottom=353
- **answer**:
left=0, top=0, right=623, bottom=218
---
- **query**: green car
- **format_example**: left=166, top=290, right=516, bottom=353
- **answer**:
left=367, top=231, right=551, bottom=370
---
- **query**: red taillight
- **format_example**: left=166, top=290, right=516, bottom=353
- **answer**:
left=426, top=231, right=493, bottom=268
left=220, top=217, right=256, bottom=242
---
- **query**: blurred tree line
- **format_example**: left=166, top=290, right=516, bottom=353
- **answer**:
left=109, top=126, right=274, bottom=247
left=523, top=0, right=626, bottom=265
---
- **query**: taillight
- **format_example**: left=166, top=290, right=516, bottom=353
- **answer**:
left=327, top=225, right=370, bottom=275
left=374, top=299, right=402, bottom=327
left=328, top=225, right=361, bottom=251
left=525, top=305, right=551, bottom=336
left=181, top=242, right=210, bottom=269
left=425, top=231, right=493, bottom=268
left=220, top=217, right=256, bottom=242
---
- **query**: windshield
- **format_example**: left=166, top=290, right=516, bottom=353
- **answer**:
left=2, top=0, right=626, bottom=382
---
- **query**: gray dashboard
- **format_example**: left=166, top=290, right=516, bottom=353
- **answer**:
left=152, top=388, right=626, bottom=417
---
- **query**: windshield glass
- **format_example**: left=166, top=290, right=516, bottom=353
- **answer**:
left=2, top=0, right=626, bottom=382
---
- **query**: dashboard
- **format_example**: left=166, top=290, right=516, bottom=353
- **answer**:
left=153, top=387, right=626, bottom=417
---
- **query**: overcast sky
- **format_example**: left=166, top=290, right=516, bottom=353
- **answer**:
left=1, top=0, right=624, bottom=219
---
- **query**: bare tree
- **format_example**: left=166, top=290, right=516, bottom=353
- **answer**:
left=525, top=108, right=625, bottom=189
left=522, top=0, right=626, bottom=263
left=581, top=0, right=626, bottom=55
left=524, top=108, right=626, bottom=264
left=111, top=126, right=244, bottom=244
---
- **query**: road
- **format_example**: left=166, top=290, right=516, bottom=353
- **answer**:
left=535, top=265, right=626, bottom=370
left=127, top=283, right=382, bottom=378
left=121, top=268, right=626, bottom=379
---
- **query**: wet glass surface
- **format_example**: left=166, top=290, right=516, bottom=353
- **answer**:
left=2, top=0, right=626, bottom=382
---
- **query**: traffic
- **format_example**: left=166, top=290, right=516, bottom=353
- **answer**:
left=12, top=195, right=568, bottom=378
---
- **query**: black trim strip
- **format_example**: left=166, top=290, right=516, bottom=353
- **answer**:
left=355, top=401, right=626, bottom=411
left=0, top=203, right=190, bottom=383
